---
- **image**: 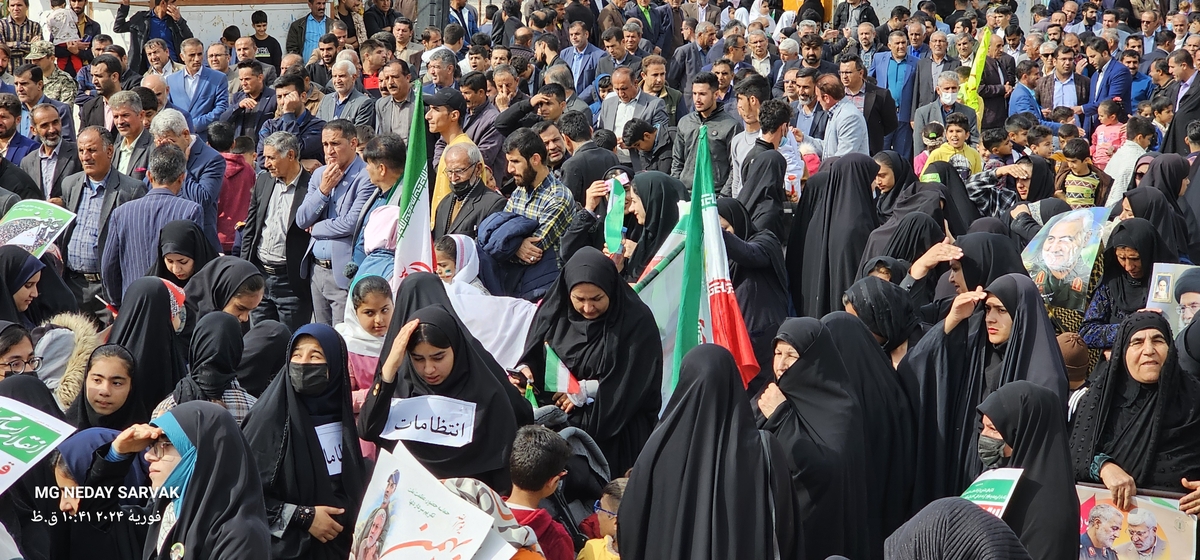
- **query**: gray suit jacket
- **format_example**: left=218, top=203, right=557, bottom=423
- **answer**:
left=315, top=89, right=377, bottom=128
left=111, top=130, right=153, bottom=182
left=911, top=101, right=980, bottom=160
left=912, top=56, right=955, bottom=116
left=20, top=141, right=81, bottom=200
left=597, top=91, right=670, bottom=136
left=680, top=1, right=720, bottom=25
left=58, top=168, right=147, bottom=270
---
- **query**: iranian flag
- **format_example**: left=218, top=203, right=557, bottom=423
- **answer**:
left=543, top=342, right=581, bottom=395
left=390, top=86, right=435, bottom=286
left=633, top=126, right=758, bottom=403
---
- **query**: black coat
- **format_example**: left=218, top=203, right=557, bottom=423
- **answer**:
left=432, top=180, right=507, bottom=239
left=560, top=141, right=619, bottom=203
left=112, top=5, right=193, bottom=74
left=58, top=168, right=146, bottom=271
left=862, top=83, right=899, bottom=156
left=19, top=141, right=81, bottom=200
left=241, top=169, right=313, bottom=306
left=1165, top=84, right=1200, bottom=156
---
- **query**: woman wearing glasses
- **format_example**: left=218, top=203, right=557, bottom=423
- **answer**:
left=0, top=321, right=38, bottom=379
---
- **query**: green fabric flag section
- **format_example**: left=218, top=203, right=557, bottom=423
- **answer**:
left=671, top=127, right=709, bottom=392
left=604, top=178, right=626, bottom=255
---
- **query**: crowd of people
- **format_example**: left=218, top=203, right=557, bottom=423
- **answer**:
left=0, top=0, right=1199, bottom=557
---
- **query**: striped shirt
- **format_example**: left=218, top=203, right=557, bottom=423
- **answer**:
left=504, top=173, right=574, bottom=264
left=0, top=17, right=41, bottom=71
left=101, top=188, right=204, bottom=306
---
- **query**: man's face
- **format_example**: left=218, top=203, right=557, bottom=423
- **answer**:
left=1063, top=2, right=1078, bottom=20
left=840, top=61, right=863, bottom=89
left=366, top=47, right=389, bottom=72
left=642, top=62, right=666, bottom=93
left=1091, top=518, right=1121, bottom=548
left=1102, top=13, right=1117, bottom=28
left=535, top=94, right=564, bottom=120
left=253, top=22, right=268, bottom=36
left=152, top=128, right=190, bottom=155
left=423, top=31, right=442, bottom=50
left=181, top=44, right=203, bottom=73
left=239, top=67, right=264, bottom=97
left=781, top=69, right=799, bottom=98
left=569, top=26, right=588, bottom=49
left=612, top=73, right=636, bottom=103
left=1086, top=47, right=1107, bottom=70
left=1187, top=36, right=1200, bottom=57
left=1170, top=56, right=1191, bottom=82
left=235, top=39, right=255, bottom=62
left=467, top=53, right=488, bottom=72
left=424, top=105, right=456, bottom=134
left=1141, top=12, right=1158, bottom=34
left=1043, top=220, right=1084, bottom=274
left=1056, top=52, right=1076, bottom=75
left=1006, top=33, right=1022, bottom=50
left=395, top=22, right=413, bottom=45
left=604, top=37, right=627, bottom=60
left=14, top=73, right=41, bottom=105
left=889, top=33, right=909, bottom=59
left=70, top=0, right=86, bottom=15
left=31, top=109, right=60, bottom=147
left=539, top=126, right=565, bottom=166
left=1128, top=524, right=1156, bottom=553
left=1122, top=55, right=1140, bottom=75
left=7, top=0, right=25, bottom=19
left=461, top=85, right=487, bottom=109
left=207, top=45, right=229, bottom=72
left=379, top=64, right=400, bottom=96
left=145, top=45, right=167, bottom=69
left=333, top=26, right=348, bottom=46
left=318, top=41, right=338, bottom=66
left=957, top=37, right=973, bottom=57
left=1048, top=26, right=1063, bottom=42
left=692, top=83, right=715, bottom=113
left=698, top=29, right=716, bottom=49
left=1126, top=37, right=1143, bottom=53
left=112, top=104, right=141, bottom=137
left=796, top=75, right=815, bottom=104
left=428, top=60, right=453, bottom=87
left=506, top=151, right=538, bottom=187
left=624, top=32, right=641, bottom=54
left=332, top=67, right=355, bottom=94
left=263, top=145, right=295, bottom=179
left=1084, top=6, right=1097, bottom=23
left=0, top=110, right=13, bottom=139
left=736, top=94, right=759, bottom=125
left=1052, top=12, right=1066, bottom=26
left=1182, top=291, right=1200, bottom=323
left=630, top=129, right=656, bottom=151
left=93, top=64, right=121, bottom=97
left=712, top=63, right=732, bottom=90
left=309, top=0, right=326, bottom=18
left=1022, top=66, right=1042, bottom=86
left=77, top=130, right=112, bottom=179
left=91, top=40, right=110, bottom=59
left=802, top=42, right=821, bottom=65
left=858, top=24, right=875, bottom=47
left=321, top=129, right=357, bottom=167
left=908, top=26, right=924, bottom=48
left=930, top=33, right=947, bottom=56
left=727, top=38, right=745, bottom=62
left=494, top=72, right=517, bottom=97
left=748, top=34, right=768, bottom=58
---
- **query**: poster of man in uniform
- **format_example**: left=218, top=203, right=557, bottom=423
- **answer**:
left=1022, top=207, right=1108, bottom=311
left=1143, top=264, right=1200, bottom=334
left=1077, top=485, right=1196, bottom=559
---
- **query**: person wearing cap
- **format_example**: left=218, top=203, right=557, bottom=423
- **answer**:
left=427, top=87, right=492, bottom=215
left=1175, top=268, right=1200, bottom=325
left=25, top=40, right=77, bottom=107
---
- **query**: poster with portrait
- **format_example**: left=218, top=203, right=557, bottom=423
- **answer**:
left=1021, top=207, right=1108, bottom=312
left=0, top=201, right=75, bottom=258
left=1143, top=263, right=1200, bottom=335
left=1077, top=484, right=1197, bottom=559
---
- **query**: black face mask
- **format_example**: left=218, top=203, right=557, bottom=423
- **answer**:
left=978, top=434, right=1006, bottom=468
left=451, top=177, right=476, bottom=198
left=289, top=363, right=330, bottom=396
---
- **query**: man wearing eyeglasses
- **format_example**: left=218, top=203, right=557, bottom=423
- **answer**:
left=432, top=142, right=504, bottom=239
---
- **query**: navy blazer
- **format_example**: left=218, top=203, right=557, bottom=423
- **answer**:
left=1083, top=56, right=1132, bottom=133
left=4, top=133, right=38, bottom=166
left=559, top=43, right=604, bottom=97
left=624, top=3, right=672, bottom=53
left=165, top=67, right=231, bottom=139
left=183, top=140, right=226, bottom=251
left=220, top=87, right=279, bottom=140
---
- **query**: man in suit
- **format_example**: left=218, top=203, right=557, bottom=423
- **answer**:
left=243, top=131, right=313, bottom=332
left=840, top=55, right=897, bottom=155
left=669, top=20, right=715, bottom=108
left=681, top=0, right=720, bottom=26
left=1165, top=50, right=1200, bottom=156
left=1010, top=60, right=1064, bottom=132
left=295, top=119, right=375, bottom=325
left=599, top=67, right=669, bottom=164
left=149, top=108, right=226, bottom=252
left=0, top=93, right=38, bottom=170
left=594, top=28, right=643, bottom=102
left=1141, top=29, right=1174, bottom=73
left=558, top=110, right=618, bottom=202
left=110, top=90, right=152, bottom=182
left=871, top=29, right=918, bottom=157
left=911, top=71, right=980, bottom=159
left=58, top=126, right=145, bottom=322
left=747, top=30, right=782, bottom=88
left=1080, top=36, right=1132, bottom=134
left=795, top=73, right=870, bottom=157
left=79, top=55, right=124, bottom=135
left=1036, top=45, right=1089, bottom=122
left=560, top=21, right=603, bottom=102
left=165, top=38, right=229, bottom=141
left=220, top=60, right=278, bottom=144
left=14, top=64, right=75, bottom=144
left=259, top=72, right=327, bottom=167
left=21, top=104, right=80, bottom=201
left=912, top=31, right=952, bottom=110
left=433, top=142, right=506, bottom=239
left=140, top=74, right=194, bottom=131
left=624, top=0, right=672, bottom=54
left=316, top=60, right=377, bottom=127
left=286, top=0, right=332, bottom=61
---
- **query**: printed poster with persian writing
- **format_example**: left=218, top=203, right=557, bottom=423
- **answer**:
left=1077, top=485, right=1196, bottom=559
left=0, top=396, right=75, bottom=495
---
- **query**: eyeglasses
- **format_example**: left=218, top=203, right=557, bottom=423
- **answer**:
left=1178, top=303, right=1200, bottom=316
left=149, top=439, right=176, bottom=460
left=594, top=500, right=617, bottom=517
left=445, top=165, right=475, bottom=177
left=3, top=356, right=41, bottom=374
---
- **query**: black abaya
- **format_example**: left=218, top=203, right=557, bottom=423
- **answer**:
left=0, top=375, right=66, bottom=560
left=625, top=170, right=680, bottom=281
left=874, top=150, right=918, bottom=221
left=885, top=497, right=1032, bottom=560
left=861, top=189, right=946, bottom=267
left=150, top=220, right=219, bottom=286
left=1124, top=187, right=1192, bottom=263
left=172, top=312, right=243, bottom=404
left=1139, top=153, right=1200, bottom=262
left=519, top=247, right=662, bottom=476
left=617, top=344, right=801, bottom=560
left=921, top=161, right=981, bottom=235
left=107, top=277, right=189, bottom=413
left=738, top=138, right=788, bottom=240
left=1099, top=218, right=1175, bottom=316
left=235, top=320, right=292, bottom=397
left=183, top=256, right=263, bottom=322
left=0, top=245, right=77, bottom=328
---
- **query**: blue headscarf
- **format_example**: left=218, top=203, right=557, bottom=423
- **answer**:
left=150, top=410, right=198, bottom=511
left=56, top=427, right=149, bottom=502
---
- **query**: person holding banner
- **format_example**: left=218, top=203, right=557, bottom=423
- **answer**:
left=1080, top=218, right=1177, bottom=351
left=0, top=374, right=67, bottom=560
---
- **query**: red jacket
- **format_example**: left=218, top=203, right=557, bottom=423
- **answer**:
left=218, top=152, right=254, bottom=253
left=509, top=506, right=575, bottom=560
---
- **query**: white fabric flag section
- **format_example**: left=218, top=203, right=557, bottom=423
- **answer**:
left=445, top=279, right=536, bottom=369
left=380, top=395, right=476, bottom=447
left=392, top=87, right=434, bottom=286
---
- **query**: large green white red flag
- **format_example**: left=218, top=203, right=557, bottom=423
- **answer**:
left=633, top=125, right=759, bottom=403
left=390, top=87, right=434, bottom=284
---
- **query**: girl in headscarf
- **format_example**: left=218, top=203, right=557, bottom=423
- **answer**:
left=150, top=220, right=218, bottom=287
left=50, top=427, right=150, bottom=560
left=242, top=324, right=368, bottom=560
left=360, top=305, right=520, bottom=492
left=787, top=153, right=881, bottom=318
left=905, top=273, right=1069, bottom=500
left=618, top=345, right=801, bottom=560
left=873, top=150, right=918, bottom=221
left=1070, top=312, right=1200, bottom=504
left=1080, top=218, right=1176, bottom=350
left=906, top=231, right=1026, bottom=319
left=65, top=344, right=146, bottom=430
left=517, top=247, right=663, bottom=476
left=1139, top=153, right=1200, bottom=261
left=0, top=321, right=36, bottom=378
left=754, top=318, right=871, bottom=560
left=565, top=170, right=682, bottom=282
left=977, top=381, right=1079, bottom=560
left=434, top=234, right=492, bottom=293
left=0, top=245, right=76, bottom=328
left=335, top=275, right=392, bottom=457
left=1024, top=154, right=1057, bottom=202
left=717, top=198, right=789, bottom=393
left=0, top=375, right=66, bottom=560
left=859, top=256, right=910, bottom=284
left=183, top=256, right=266, bottom=324
left=1120, top=187, right=1192, bottom=263
left=108, top=278, right=189, bottom=412
left=861, top=190, right=946, bottom=267
left=885, top=497, right=1033, bottom=560
left=154, top=312, right=255, bottom=424
left=91, top=401, right=272, bottom=560
left=844, top=275, right=928, bottom=371
left=235, top=320, right=292, bottom=397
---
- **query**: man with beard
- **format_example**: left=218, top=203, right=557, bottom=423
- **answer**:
left=1114, top=509, right=1168, bottom=560
left=307, top=34, right=339, bottom=93
left=792, top=67, right=822, bottom=135
left=21, top=103, right=80, bottom=201
left=1174, top=268, right=1200, bottom=325
left=1080, top=503, right=1121, bottom=560
left=799, top=33, right=837, bottom=75
left=1030, top=210, right=1093, bottom=310
left=79, top=54, right=122, bottom=132
left=0, top=93, right=38, bottom=166
left=503, top=127, right=574, bottom=265
left=433, top=142, right=505, bottom=239
left=532, top=120, right=569, bottom=178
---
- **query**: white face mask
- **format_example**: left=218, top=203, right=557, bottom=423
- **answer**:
left=940, top=91, right=958, bottom=105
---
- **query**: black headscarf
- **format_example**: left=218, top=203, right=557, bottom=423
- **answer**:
left=1140, top=153, right=1200, bottom=261
left=521, top=247, right=662, bottom=475
left=716, top=197, right=789, bottom=299
left=977, top=381, right=1078, bottom=560
left=955, top=232, right=1026, bottom=291
left=240, top=324, right=367, bottom=560
left=875, top=150, right=917, bottom=220
left=968, top=217, right=1010, bottom=235
left=861, top=190, right=946, bottom=266
left=759, top=318, right=871, bottom=560
left=184, top=256, right=263, bottom=321
left=618, top=344, right=801, bottom=560
left=0, top=374, right=65, bottom=560
left=151, top=220, right=219, bottom=286
left=1178, top=318, right=1200, bottom=376
left=844, top=276, right=923, bottom=352
left=921, top=161, right=982, bottom=235
left=0, top=245, right=76, bottom=328
left=787, top=153, right=881, bottom=318
left=822, top=312, right=917, bottom=551
left=65, top=344, right=148, bottom=430
left=625, top=171, right=680, bottom=280
left=172, top=312, right=243, bottom=404
left=235, top=320, right=292, bottom=397
left=108, top=277, right=188, bottom=413
left=1124, top=187, right=1192, bottom=262
left=858, top=256, right=909, bottom=284
left=884, top=497, right=1033, bottom=560
left=1101, top=218, right=1175, bottom=315
left=1069, top=311, right=1200, bottom=491
left=146, top=401, right=271, bottom=560
left=1025, top=155, right=1056, bottom=202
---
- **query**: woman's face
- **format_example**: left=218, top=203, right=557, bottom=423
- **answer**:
left=873, top=163, right=895, bottom=193
left=355, top=292, right=393, bottom=338
left=0, top=336, right=35, bottom=377
left=291, top=336, right=327, bottom=364
left=435, top=250, right=457, bottom=282
left=1135, top=163, right=1151, bottom=186
left=948, top=260, right=967, bottom=294
left=13, top=271, right=39, bottom=312
left=54, top=466, right=80, bottom=514
left=980, top=414, right=1013, bottom=457
left=626, top=189, right=646, bottom=225
left=410, top=341, right=455, bottom=385
left=570, top=283, right=610, bottom=320
left=145, top=437, right=181, bottom=489
left=86, top=357, right=132, bottom=416
left=1119, top=198, right=1135, bottom=220
left=1125, top=327, right=1169, bottom=383
left=163, top=253, right=194, bottom=281
left=984, top=295, right=1013, bottom=345
left=719, top=216, right=735, bottom=234
left=223, top=289, right=264, bottom=323
left=1115, top=246, right=1143, bottom=279
left=772, top=340, right=799, bottom=379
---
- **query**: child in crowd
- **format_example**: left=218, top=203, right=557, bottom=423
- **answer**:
left=1027, top=125, right=1055, bottom=158
left=982, top=128, right=1015, bottom=189
left=1100, top=116, right=1157, bottom=207
left=923, top=112, right=982, bottom=179
left=913, top=121, right=944, bottom=175
left=577, top=479, right=626, bottom=560
left=434, top=234, right=491, bottom=293
left=1005, top=113, right=1032, bottom=154
left=506, top=425, right=576, bottom=560
left=1136, top=99, right=1153, bottom=119
left=1050, top=106, right=1076, bottom=125
left=1056, top=138, right=1112, bottom=208
left=45, top=0, right=83, bottom=71
left=1054, top=123, right=1081, bottom=160
left=334, top=275, right=393, bottom=459
left=1151, top=96, right=1173, bottom=148
left=1091, top=99, right=1125, bottom=170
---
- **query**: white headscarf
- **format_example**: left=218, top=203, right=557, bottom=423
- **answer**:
left=448, top=234, right=481, bottom=286
left=335, top=275, right=389, bottom=357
